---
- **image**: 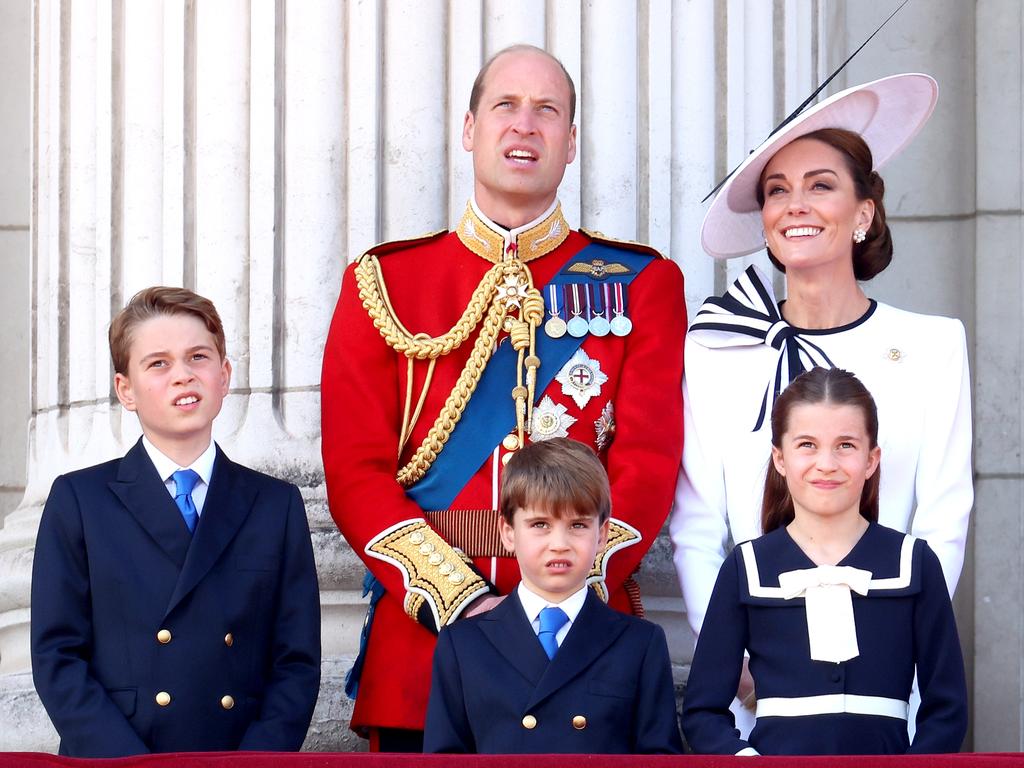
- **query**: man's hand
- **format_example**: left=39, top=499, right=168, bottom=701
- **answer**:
left=462, top=594, right=506, bottom=618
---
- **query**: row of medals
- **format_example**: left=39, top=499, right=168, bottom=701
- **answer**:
left=543, top=282, right=633, bottom=339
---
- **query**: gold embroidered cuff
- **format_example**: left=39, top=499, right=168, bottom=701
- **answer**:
left=366, top=519, right=491, bottom=632
left=586, top=518, right=643, bottom=600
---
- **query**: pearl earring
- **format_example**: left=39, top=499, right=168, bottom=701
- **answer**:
left=853, top=228, right=867, bottom=244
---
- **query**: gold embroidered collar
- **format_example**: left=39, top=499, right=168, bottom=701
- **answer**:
left=456, top=201, right=570, bottom=264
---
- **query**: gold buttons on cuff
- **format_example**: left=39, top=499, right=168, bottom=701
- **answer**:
left=521, top=714, right=537, bottom=730
left=221, top=695, right=235, bottom=710
left=155, top=691, right=171, bottom=707
left=502, top=433, right=521, bottom=451
left=224, top=633, right=234, bottom=647
left=572, top=715, right=587, bottom=730
left=428, top=552, right=444, bottom=566
left=438, top=562, right=454, bottom=575
left=156, top=629, right=172, bottom=644
left=448, top=572, right=465, bottom=585
left=409, top=531, right=425, bottom=545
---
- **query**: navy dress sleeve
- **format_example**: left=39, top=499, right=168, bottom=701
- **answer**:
left=909, top=542, right=968, bottom=753
left=681, top=549, right=752, bottom=755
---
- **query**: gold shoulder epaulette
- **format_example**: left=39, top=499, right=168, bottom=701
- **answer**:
left=580, top=228, right=666, bottom=260
left=366, top=229, right=448, bottom=258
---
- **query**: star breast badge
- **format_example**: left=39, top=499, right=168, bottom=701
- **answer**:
left=530, top=396, right=577, bottom=440
left=555, top=349, right=609, bottom=409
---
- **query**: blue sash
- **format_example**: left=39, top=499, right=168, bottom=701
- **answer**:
left=405, top=242, right=655, bottom=511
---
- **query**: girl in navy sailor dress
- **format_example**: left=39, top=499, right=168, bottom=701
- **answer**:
left=681, top=368, right=967, bottom=756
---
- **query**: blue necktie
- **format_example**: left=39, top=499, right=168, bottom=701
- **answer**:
left=538, top=606, right=569, bottom=660
left=172, top=469, right=201, bottom=534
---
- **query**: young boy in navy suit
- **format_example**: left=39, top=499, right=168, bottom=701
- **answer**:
left=31, top=287, right=321, bottom=757
left=424, top=438, right=682, bottom=754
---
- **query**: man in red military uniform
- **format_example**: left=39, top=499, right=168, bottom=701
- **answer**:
left=321, top=44, right=685, bottom=751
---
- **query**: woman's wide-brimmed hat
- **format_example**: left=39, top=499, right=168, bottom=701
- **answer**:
left=701, top=72, right=938, bottom=259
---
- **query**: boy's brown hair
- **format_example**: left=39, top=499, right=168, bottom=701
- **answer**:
left=499, top=437, right=610, bottom=524
left=108, top=286, right=227, bottom=375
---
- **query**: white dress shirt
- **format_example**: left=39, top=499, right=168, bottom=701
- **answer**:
left=516, top=582, right=588, bottom=649
left=142, top=437, right=217, bottom=516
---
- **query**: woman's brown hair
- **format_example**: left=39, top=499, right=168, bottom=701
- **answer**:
left=761, top=367, right=881, bottom=533
left=758, top=127, right=893, bottom=281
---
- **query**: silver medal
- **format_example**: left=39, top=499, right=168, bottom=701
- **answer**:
left=609, top=282, right=631, bottom=336
left=589, top=283, right=611, bottom=336
left=566, top=283, right=589, bottom=338
left=567, top=316, right=589, bottom=338
left=610, top=315, right=632, bottom=336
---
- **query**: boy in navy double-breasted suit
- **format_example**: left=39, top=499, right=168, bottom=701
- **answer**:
left=424, top=438, right=682, bottom=754
left=30, top=287, right=321, bottom=757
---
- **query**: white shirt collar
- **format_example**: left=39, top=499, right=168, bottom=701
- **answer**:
left=470, top=197, right=560, bottom=240
left=142, top=436, right=217, bottom=486
left=517, top=582, right=589, bottom=626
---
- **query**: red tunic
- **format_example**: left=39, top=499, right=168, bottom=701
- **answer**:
left=321, top=203, right=686, bottom=733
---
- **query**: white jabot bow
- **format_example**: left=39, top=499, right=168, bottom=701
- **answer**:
left=688, top=265, right=837, bottom=430
left=778, top=565, right=872, bottom=664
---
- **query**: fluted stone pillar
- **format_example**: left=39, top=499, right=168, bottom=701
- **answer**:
left=972, top=0, right=1024, bottom=751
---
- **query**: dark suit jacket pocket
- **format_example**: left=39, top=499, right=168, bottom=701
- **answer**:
left=236, top=556, right=280, bottom=571
left=108, top=687, right=137, bottom=717
left=589, top=678, right=636, bottom=699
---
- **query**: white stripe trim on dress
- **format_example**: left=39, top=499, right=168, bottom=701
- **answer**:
left=756, top=693, right=909, bottom=720
left=740, top=534, right=916, bottom=598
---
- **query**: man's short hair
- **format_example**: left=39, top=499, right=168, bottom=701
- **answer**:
left=468, top=44, right=576, bottom=124
left=499, top=438, right=610, bottom=524
left=109, top=286, right=227, bottom=375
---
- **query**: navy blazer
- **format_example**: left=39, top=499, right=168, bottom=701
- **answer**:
left=30, top=439, right=321, bottom=757
left=424, top=589, right=683, bottom=754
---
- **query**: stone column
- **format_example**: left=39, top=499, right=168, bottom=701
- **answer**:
left=972, top=0, right=1023, bottom=752
left=0, top=0, right=33, bottom=742
left=0, top=0, right=32, bottom=521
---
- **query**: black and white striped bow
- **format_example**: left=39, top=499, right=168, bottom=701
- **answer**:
left=689, top=265, right=836, bottom=431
